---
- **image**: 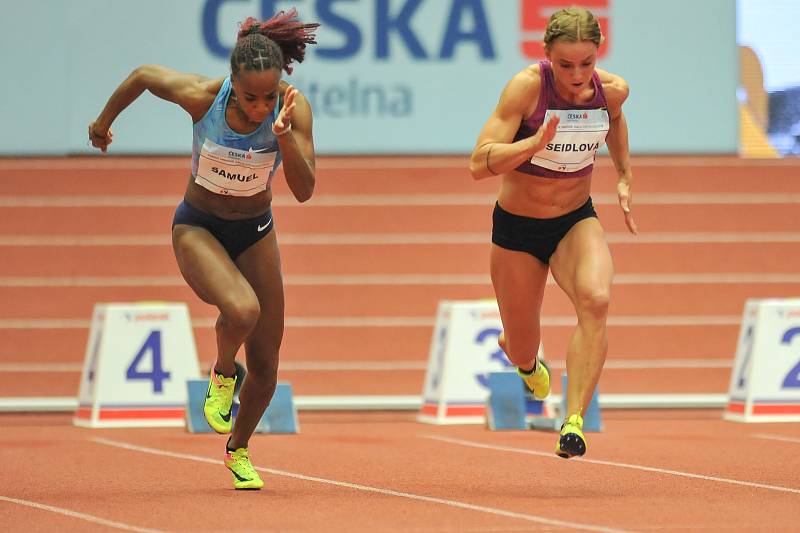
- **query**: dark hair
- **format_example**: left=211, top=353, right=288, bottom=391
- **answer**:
left=231, top=8, right=320, bottom=76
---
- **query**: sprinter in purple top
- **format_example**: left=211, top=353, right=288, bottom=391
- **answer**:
left=512, top=61, right=608, bottom=178
left=469, top=7, right=637, bottom=459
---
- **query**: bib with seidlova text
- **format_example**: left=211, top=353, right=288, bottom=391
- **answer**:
left=529, top=108, right=610, bottom=173
left=195, top=138, right=278, bottom=196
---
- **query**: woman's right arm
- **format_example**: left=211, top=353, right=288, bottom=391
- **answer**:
left=468, top=70, right=559, bottom=180
left=89, top=65, right=212, bottom=152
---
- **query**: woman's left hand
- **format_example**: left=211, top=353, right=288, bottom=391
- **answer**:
left=273, top=85, right=297, bottom=136
left=617, top=176, right=638, bottom=235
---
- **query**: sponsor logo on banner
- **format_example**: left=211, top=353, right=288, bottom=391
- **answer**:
left=201, top=0, right=497, bottom=119
left=202, top=0, right=495, bottom=60
left=520, top=0, right=611, bottom=59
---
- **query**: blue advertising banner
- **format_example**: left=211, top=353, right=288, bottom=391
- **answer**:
left=0, top=0, right=736, bottom=155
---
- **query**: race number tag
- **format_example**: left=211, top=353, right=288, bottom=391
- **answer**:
left=529, top=108, right=610, bottom=173
left=195, top=138, right=277, bottom=196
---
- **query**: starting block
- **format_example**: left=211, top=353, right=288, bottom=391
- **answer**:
left=485, top=371, right=552, bottom=430
left=185, top=379, right=299, bottom=434
left=486, top=371, right=603, bottom=432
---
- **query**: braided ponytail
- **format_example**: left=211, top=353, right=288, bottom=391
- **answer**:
left=231, top=8, right=320, bottom=76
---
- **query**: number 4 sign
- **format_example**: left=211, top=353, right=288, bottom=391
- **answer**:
left=74, top=303, right=201, bottom=428
left=725, top=299, right=800, bottom=422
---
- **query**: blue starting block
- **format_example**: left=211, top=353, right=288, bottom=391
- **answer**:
left=185, top=379, right=299, bottom=434
left=486, top=371, right=549, bottom=430
left=486, top=370, right=603, bottom=432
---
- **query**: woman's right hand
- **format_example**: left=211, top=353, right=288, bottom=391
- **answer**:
left=529, top=114, right=560, bottom=154
left=88, top=122, right=113, bottom=152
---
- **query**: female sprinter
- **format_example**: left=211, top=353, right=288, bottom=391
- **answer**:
left=469, top=7, right=637, bottom=459
left=88, top=9, right=319, bottom=488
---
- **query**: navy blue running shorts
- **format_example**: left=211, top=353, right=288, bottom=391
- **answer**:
left=172, top=200, right=274, bottom=259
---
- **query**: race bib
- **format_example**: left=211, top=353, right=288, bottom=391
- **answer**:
left=194, top=138, right=277, bottom=196
left=529, top=108, right=610, bottom=173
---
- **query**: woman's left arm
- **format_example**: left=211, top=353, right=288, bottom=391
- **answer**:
left=274, top=85, right=315, bottom=202
left=604, top=74, right=638, bottom=235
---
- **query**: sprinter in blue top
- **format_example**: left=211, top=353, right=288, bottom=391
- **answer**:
left=469, top=7, right=637, bottom=459
left=89, top=9, right=319, bottom=490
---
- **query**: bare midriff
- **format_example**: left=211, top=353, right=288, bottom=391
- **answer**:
left=497, top=169, right=592, bottom=218
left=183, top=176, right=273, bottom=220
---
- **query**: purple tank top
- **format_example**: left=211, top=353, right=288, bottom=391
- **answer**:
left=513, top=61, right=608, bottom=178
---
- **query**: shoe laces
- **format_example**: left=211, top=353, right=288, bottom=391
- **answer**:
left=214, top=373, right=235, bottom=392
left=231, top=450, right=257, bottom=475
left=210, top=375, right=235, bottom=407
left=563, top=413, right=583, bottom=429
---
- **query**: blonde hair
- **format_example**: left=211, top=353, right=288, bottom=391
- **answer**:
left=543, top=7, right=604, bottom=50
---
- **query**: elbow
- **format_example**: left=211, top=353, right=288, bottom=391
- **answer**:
left=468, top=161, right=481, bottom=180
left=131, top=65, right=150, bottom=80
left=468, top=156, right=487, bottom=180
left=130, top=65, right=155, bottom=89
left=296, top=182, right=315, bottom=203
left=469, top=165, right=490, bottom=181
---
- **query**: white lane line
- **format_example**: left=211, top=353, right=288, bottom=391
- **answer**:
left=0, top=315, right=743, bottom=330
left=1, top=273, right=800, bottom=288
left=0, top=363, right=83, bottom=372
left=0, top=235, right=170, bottom=246
left=90, top=437, right=630, bottom=533
left=752, top=433, right=800, bottom=445
left=4, top=192, right=800, bottom=207
left=2, top=232, right=800, bottom=246
left=423, top=435, right=800, bottom=496
left=600, top=359, right=733, bottom=369
left=0, top=195, right=182, bottom=207
left=0, top=275, right=188, bottom=287
left=0, top=317, right=437, bottom=329
left=613, top=273, right=800, bottom=284
left=598, top=193, right=800, bottom=205
left=0, top=359, right=732, bottom=373
left=604, top=233, right=800, bottom=244
left=0, top=155, right=796, bottom=170
left=0, top=495, right=166, bottom=533
left=0, top=362, right=427, bottom=373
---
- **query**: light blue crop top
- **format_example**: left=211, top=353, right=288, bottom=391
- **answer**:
left=191, top=76, right=282, bottom=182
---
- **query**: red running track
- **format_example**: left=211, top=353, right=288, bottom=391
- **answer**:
left=1, top=156, right=800, bottom=531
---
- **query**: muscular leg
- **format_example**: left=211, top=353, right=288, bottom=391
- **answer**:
left=490, top=244, right=549, bottom=370
left=549, top=218, right=613, bottom=416
left=228, top=230, right=284, bottom=450
left=172, top=225, right=260, bottom=378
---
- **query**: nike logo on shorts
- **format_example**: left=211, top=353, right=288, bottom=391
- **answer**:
left=257, top=217, right=273, bottom=232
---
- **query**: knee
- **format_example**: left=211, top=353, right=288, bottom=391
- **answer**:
left=220, top=296, right=261, bottom=335
left=244, top=358, right=279, bottom=390
left=576, top=288, right=610, bottom=320
left=501, top=331, right=541, bottom=368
